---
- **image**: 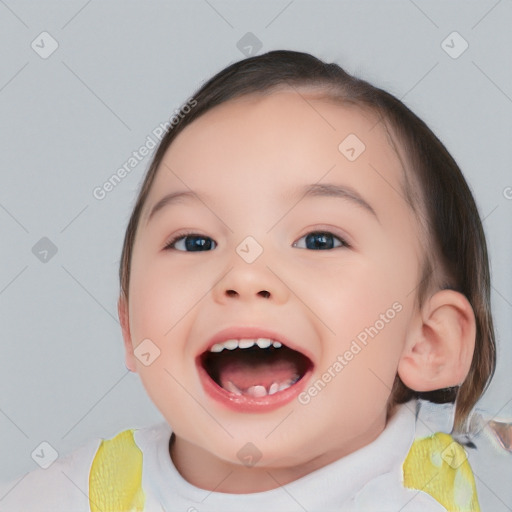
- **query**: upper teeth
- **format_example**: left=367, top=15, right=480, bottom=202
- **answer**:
left=210, top=338, right=282, bottom=352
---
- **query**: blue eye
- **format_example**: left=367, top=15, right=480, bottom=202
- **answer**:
left=165, top=234, right=217, bottom=252
left=293, top=231, right=349, bottom=250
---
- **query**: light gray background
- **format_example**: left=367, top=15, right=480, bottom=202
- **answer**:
left=1, top=0, right=511, bottom=509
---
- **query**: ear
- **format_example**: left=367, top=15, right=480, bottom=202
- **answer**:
left=118, top=295, right=137, bottom=372
left=398, top=290, right=476, bottom=392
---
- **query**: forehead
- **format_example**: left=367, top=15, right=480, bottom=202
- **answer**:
left=143, top=90, right=409, bottom=227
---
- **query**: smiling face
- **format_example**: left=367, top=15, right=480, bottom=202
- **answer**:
left=121, top=89, right=426, bottom=490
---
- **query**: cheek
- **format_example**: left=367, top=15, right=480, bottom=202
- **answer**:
left=302, top=258, right=411, bottom=383
left=128, top=253, right=209, bottom=340
left=300, top=309, right=409, bottom=430
left=128, top=280, right=171, bottom=343
left=127, top=259, right=197, bottom=419
left=304, top=258, right=401, bottom=329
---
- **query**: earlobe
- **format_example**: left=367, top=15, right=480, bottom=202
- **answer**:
left=118, top=295, right=137, bottom=372
left=398, top=290, right=476, bottom=392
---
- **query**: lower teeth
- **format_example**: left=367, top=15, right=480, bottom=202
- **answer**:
left=268, top=382, right=279, bottom=395
left=224, top=381, right=242, bottom=395
left=247, top=385, right=267, bottom=398
left=223, top=375, right=299, bottom=397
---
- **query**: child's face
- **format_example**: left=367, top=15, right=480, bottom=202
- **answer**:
left=123, top=90, right=425, bottom=476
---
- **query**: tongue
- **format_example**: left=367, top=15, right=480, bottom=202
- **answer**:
left=219, top=359, right=298, bottom=391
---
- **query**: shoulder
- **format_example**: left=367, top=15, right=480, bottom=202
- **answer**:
left=0, top=423, right=169, bottom=512
left=403, top=432, right=480, bottom=512
left=0, top=436, right=101, bottom=512
left=400, top=400, right=480, bottom=512
left=347, top=399, right=474, bottom=511
left=86, top=422, right=170, bottom=512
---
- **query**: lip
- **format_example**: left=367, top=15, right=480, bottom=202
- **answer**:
left=195, top=326, right=315, bottom=413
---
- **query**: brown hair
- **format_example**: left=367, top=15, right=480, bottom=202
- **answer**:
left=118, top=50, right=495, bottom=432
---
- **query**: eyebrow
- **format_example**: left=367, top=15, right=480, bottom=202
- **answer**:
left=145, top=182, right=378, bottom=225
left=145, top=190, right=202, bottom=225
left=296, top=183, right=378, bottom=220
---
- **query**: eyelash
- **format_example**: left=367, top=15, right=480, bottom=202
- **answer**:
left=163, top=230, right=351, bottom=251
left=294, top=231, right=350, bottom=250
left=163, top=230, right=212, bottom=251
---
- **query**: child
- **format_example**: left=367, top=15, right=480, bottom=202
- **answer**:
left=0, top=50, right=496, bottom=511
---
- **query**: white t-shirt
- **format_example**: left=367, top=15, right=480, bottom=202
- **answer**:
left=0, top=399, right=452, bottom=511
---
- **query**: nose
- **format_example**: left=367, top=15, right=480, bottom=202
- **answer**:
left=212, top=254, right=290, bottom=305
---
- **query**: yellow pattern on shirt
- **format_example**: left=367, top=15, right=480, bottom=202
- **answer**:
left=403, top=432, right=480, bottom=511
left=89, top=429, right=145, bottom=512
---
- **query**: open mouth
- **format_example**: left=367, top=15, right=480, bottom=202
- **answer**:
left=197, top=337, right=313, bottom=410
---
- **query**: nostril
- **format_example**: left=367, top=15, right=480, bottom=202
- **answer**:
left=224, top=289, right=270, bottom=298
